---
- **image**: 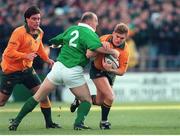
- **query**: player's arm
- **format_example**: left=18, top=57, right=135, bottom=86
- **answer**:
left=94, top=41, right=119, bottom=58
left=103, top=50, right=129, bottom=76
left=4, top=31, right=27, bottom=60
left=86, top=45, right=119, bottom=59
left=49, top=33, right=64, bottom=46
left=85, top=33, right=119, bottom=58
left=86, top=49, right=97, bottom=58
left=86, top=41, right=111, bottom=58
left=102, top=60, right=125, bottom=76
left=37, top=42, right=54, bottom=67
left=95, top=45, right=119, bottom=59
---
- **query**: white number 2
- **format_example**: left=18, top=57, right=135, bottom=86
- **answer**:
left=69, top=30, right=79, bottom=47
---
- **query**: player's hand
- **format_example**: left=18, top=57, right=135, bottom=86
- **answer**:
left=112, top=49, right=120, bottom=59
left=24, top=53, right=37, bottom=61
left=102, top=41, right=110, bottom=50
left=102, top=59, right=113, bottom=71
left=47, top=59, right=54, bottom=68
left=86, top=49, right=97, bottom=58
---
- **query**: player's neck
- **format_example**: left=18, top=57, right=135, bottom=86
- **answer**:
left=29, top=28, right=38, bottom=35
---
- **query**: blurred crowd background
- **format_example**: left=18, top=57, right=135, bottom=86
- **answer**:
left=0, top=0, right=180, bottom=72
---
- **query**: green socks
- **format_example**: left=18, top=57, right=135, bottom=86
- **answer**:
left=15, top=97, right=38, bottom=123
left=74, top=101, right=91, bottom=125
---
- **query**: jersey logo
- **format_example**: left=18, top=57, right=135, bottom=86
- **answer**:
left=27, top=40, right=33, bottom=46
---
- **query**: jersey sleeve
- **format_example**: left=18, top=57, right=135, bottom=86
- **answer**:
left=49, top=33, right=64, bottom=45
left=83, top=31, right=102, bottom=51
left=117, top=45, right=129, bottom=74
left=3, top=29, right=26, bottom=60
left=37, top=41, right=49, bottom=62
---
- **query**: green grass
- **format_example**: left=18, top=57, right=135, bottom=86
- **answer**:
left=1, top=102, right=180, bottom=135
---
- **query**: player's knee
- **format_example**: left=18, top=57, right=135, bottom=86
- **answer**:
left=0, top=93, right=9, bottom=106
left=108, top=98, right=114, bottom=104
left=106, top=94, right=115, bottom=104
left=95, top=99, right=103, bottom=105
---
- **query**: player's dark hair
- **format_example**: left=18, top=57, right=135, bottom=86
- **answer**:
left=80, top=12, right=96, bottom=22
left=114, top=23, right=129, bottom=34
left=24, top=6, right=40, bottom=23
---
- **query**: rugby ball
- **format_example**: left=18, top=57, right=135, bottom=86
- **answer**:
left=104, top=54, right=119, bottom=69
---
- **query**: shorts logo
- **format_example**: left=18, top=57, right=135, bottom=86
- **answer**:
left=32, top=69, right=36, bottom=75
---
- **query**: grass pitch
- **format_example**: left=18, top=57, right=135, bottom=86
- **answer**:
left=1, top=102, right=180, bottom=135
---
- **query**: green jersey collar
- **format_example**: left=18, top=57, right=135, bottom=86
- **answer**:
left=24, top=23, right=41, bottom=39
left=78, top=23, right=95, bottom=32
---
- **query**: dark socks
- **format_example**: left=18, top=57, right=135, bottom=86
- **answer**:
left=41, top=107, right=53, bottom=125
left=101, top=103, right=111, bottom=121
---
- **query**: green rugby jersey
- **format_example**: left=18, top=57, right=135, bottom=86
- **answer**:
left=49, top=23, right=102, bottom=67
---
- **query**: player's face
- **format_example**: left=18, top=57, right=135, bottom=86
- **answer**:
left=112, top=32, right=127, bottom=46
left=27, top=14, right=41, bottom=31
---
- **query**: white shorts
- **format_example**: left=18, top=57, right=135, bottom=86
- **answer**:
left=47, top=61, right=86, bottom=88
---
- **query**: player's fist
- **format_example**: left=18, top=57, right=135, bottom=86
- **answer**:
left=102, top=41, right=110, bottom=50
left=86, top=49, right=97, bottom=58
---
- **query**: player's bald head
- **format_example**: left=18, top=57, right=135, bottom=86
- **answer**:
left=80, top=12, right=97, bottom=23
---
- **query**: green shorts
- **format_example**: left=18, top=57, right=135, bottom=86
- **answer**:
left=0, top=67, right=41, bottom=95
left=89, top=62, right=116, bottom=86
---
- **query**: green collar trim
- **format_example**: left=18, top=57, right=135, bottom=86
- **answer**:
left=24, top=23, right=41, bottom=39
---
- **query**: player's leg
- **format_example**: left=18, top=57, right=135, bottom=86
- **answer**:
left=31, top=85, right=61, bottom=128
left=9, top=62, right=64, bottom=131
left=91, top=81, right=105, bottom=106
left=9, top=77, right=57, bottom=131
left=70, top=62, right=105, bottom=112
left=0, top=92, right=11, bottom=106
left=0, top=73, right=16, bottom=106
left=70, top=83, right=92, bottom=130
left=92, top=77, right=114, bottom=129
left=70, top=88, right=104, bottom=113
left=23, top=68, right=60, bottom=129
left=63, top=64, right=92, bottom=130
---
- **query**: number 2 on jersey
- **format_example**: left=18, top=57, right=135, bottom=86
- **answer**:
left=69, top=30, right=79, bottom=47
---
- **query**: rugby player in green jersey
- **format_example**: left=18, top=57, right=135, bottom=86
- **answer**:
left=9, top=12, right=119, bottom=130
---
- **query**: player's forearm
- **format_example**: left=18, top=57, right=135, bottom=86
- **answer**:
left=86, top=49, right=97, bottom=58
left=37, top=42, right=51, bottom=62
left=49, top=33, right=63, bottom=45
left=37, top=48, right=49, bottom=62
left=109, top=68, right=125, bottom=76
left=95, top=47, right=119, bottom=57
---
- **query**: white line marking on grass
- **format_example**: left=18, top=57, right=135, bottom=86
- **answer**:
left=1, top=105, right=180, bottom=112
